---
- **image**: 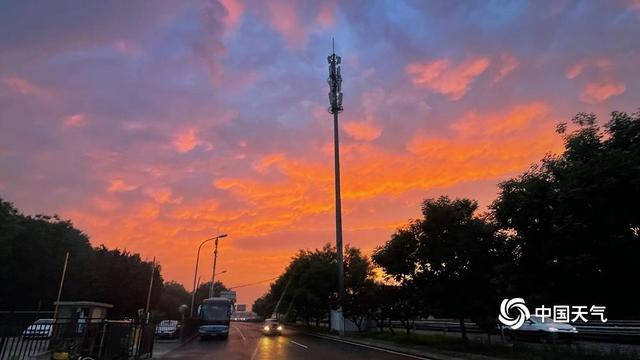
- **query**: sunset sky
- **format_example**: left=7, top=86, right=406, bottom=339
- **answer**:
left=1, top=0, right=639, bottom=308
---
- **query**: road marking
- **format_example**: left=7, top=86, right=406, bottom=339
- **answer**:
left=289, top=340, right=308, bottom=349
left=250, top=337, right=262, bottom=360
left=306, top=333, right=434, bottom=360
left=234, top=325, right=247, bottom=341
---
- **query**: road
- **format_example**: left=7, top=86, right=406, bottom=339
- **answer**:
left=163, top=322, right=429, bottom=360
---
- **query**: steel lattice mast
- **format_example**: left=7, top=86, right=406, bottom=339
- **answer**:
left=327, top=39, right=345, bottom=334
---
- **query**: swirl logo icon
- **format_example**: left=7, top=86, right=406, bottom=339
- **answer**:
left=498, top=298, right=530, bottom=329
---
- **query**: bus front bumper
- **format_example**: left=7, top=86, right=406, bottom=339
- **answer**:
left=199, top=325, right=229, bottom=336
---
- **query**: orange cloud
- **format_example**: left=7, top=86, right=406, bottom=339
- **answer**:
left=449, top=102, right=549, bottom=137
left=108, top=179, right=138, bottom=193
left=565, top=57, right=612, bottom=79
left=63, top=113, right=86, bottom=128
left=173, top=128, right=200, bottom=152
left=210, top=102, right=560, bottom=231
left=62, top=102, right=563, bottom=309
left=406, top=57, right=490, bottom=100
left=342, top=121, right=382, bottom=141
left=579, top=81, right=626, bottom=104
left=146, top=187, right=183, bottom=204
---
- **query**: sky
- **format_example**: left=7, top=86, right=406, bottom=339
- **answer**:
left=1, top=0, right=640, bottom=309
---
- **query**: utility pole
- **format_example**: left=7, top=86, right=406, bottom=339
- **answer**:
left=209, top=237, right=219, bottom=298
left=190, top=234, right=227, bottom=316
left=209, top=234, right=228, bottom=298
left=327, top=38, right=345, bottom=335
left=53, top=252, right=70, bottom=318
left=145, top=257, right=156, bottom=323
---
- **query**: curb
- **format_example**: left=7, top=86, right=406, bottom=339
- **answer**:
left=155, top=333, right=199, bottom=358
left=298, top=329, right=509, bottom=360
left=304, top=332, right=438, bottom=359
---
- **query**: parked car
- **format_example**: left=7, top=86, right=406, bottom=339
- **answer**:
left=22, top=319, right=54, bottom=339
left=262, top=318, right=282, bottom=336
left=507, top=316, right=578, bottom=342
left=155, top=320, right=181, bottom=339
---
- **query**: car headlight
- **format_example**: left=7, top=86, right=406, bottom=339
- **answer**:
left=548, top=327, right=559, bottom=332
left=277, top=325, right=283, bottom=331
left=264, top=326, right=270, bottom=331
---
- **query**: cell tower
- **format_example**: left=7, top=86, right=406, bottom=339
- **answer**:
left=327, top=38, right=345, bottom=335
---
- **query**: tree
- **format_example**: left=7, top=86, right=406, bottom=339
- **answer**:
left=193, top=281, right=229, bottom=308
left=415, top=197, right=503, bottom=340
left=492, top=110, right=640, bottom=317
left=342, top=247, right=375, bottom=331
left=374, top=197, right=504, bottom=338
left=90, top=246, right=163, bottom=318
left=0, top=199, right=165, bottom=317
left=0, top=200, right=95, bottom=310
left=254, top=244, right=375, bottom=328
left=372, top=222, right=425, bottom=335
left=156, top=281, right=190, bottom=320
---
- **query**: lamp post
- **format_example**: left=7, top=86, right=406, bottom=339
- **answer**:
left=327, top=39, right=345, bottom=335
left=190, top=234, right=228, bottom=317
left=209, top=234, right=227, bottom=298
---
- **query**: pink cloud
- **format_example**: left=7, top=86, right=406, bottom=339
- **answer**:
left=1, top=76, right=52, bottom=99
left=493, top=53, right=520, bottom=83
left=316, top=4, right=334, bottom=28
left=579, top=81, right=626, bottom=104
left=220, top=0, right=245, bottom=30
left=113, top=40, right=141, bottom=56
left=265, top=0, right=306, bottom=49
left=63, top=113, right=87, bottom=128
left=565, top=63, right=584, bottom=80
left=625, top=0, right=640, bottom=10
left=406, top=57, right=490, bottom=100
left=342, top=121, right=382, bottom=141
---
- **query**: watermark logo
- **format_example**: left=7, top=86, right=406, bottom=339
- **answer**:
left=498, top=298, right=530, bottom=329
left=498, top=298, right=608, bottom=330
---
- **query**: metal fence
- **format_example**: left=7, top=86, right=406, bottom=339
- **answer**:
left=0, top=312, right=155, bottom=360
left=389, top=319, right=640, bottom=343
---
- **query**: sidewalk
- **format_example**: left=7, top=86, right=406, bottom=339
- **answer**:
left=152, top=339, right=188, bottom=359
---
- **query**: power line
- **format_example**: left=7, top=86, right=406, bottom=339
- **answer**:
left=228, top=276, right=278, bottom=290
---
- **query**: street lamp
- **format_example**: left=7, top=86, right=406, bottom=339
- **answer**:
left=189, top=234, right=228, bottom=317
left=209, top=234, right=228, bottom=298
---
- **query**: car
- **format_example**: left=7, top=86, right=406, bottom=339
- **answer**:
left=22, top=319, right=54, bottom=339
left=507, top=316, right=578, bottom=342
left=262, top=319, right=282, bottom=336
left=155, top=320, right=181, bottom=339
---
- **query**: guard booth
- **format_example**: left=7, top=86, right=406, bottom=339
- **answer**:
left=51, top=301, right=113, bottom=356
left=51, top=301, right=151, bottom=359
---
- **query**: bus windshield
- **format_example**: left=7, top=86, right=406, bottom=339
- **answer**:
left=200, top=302, right=231, bottom=321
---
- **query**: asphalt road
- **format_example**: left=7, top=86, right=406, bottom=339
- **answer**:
left=163, top=322, right=428, bottom=360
